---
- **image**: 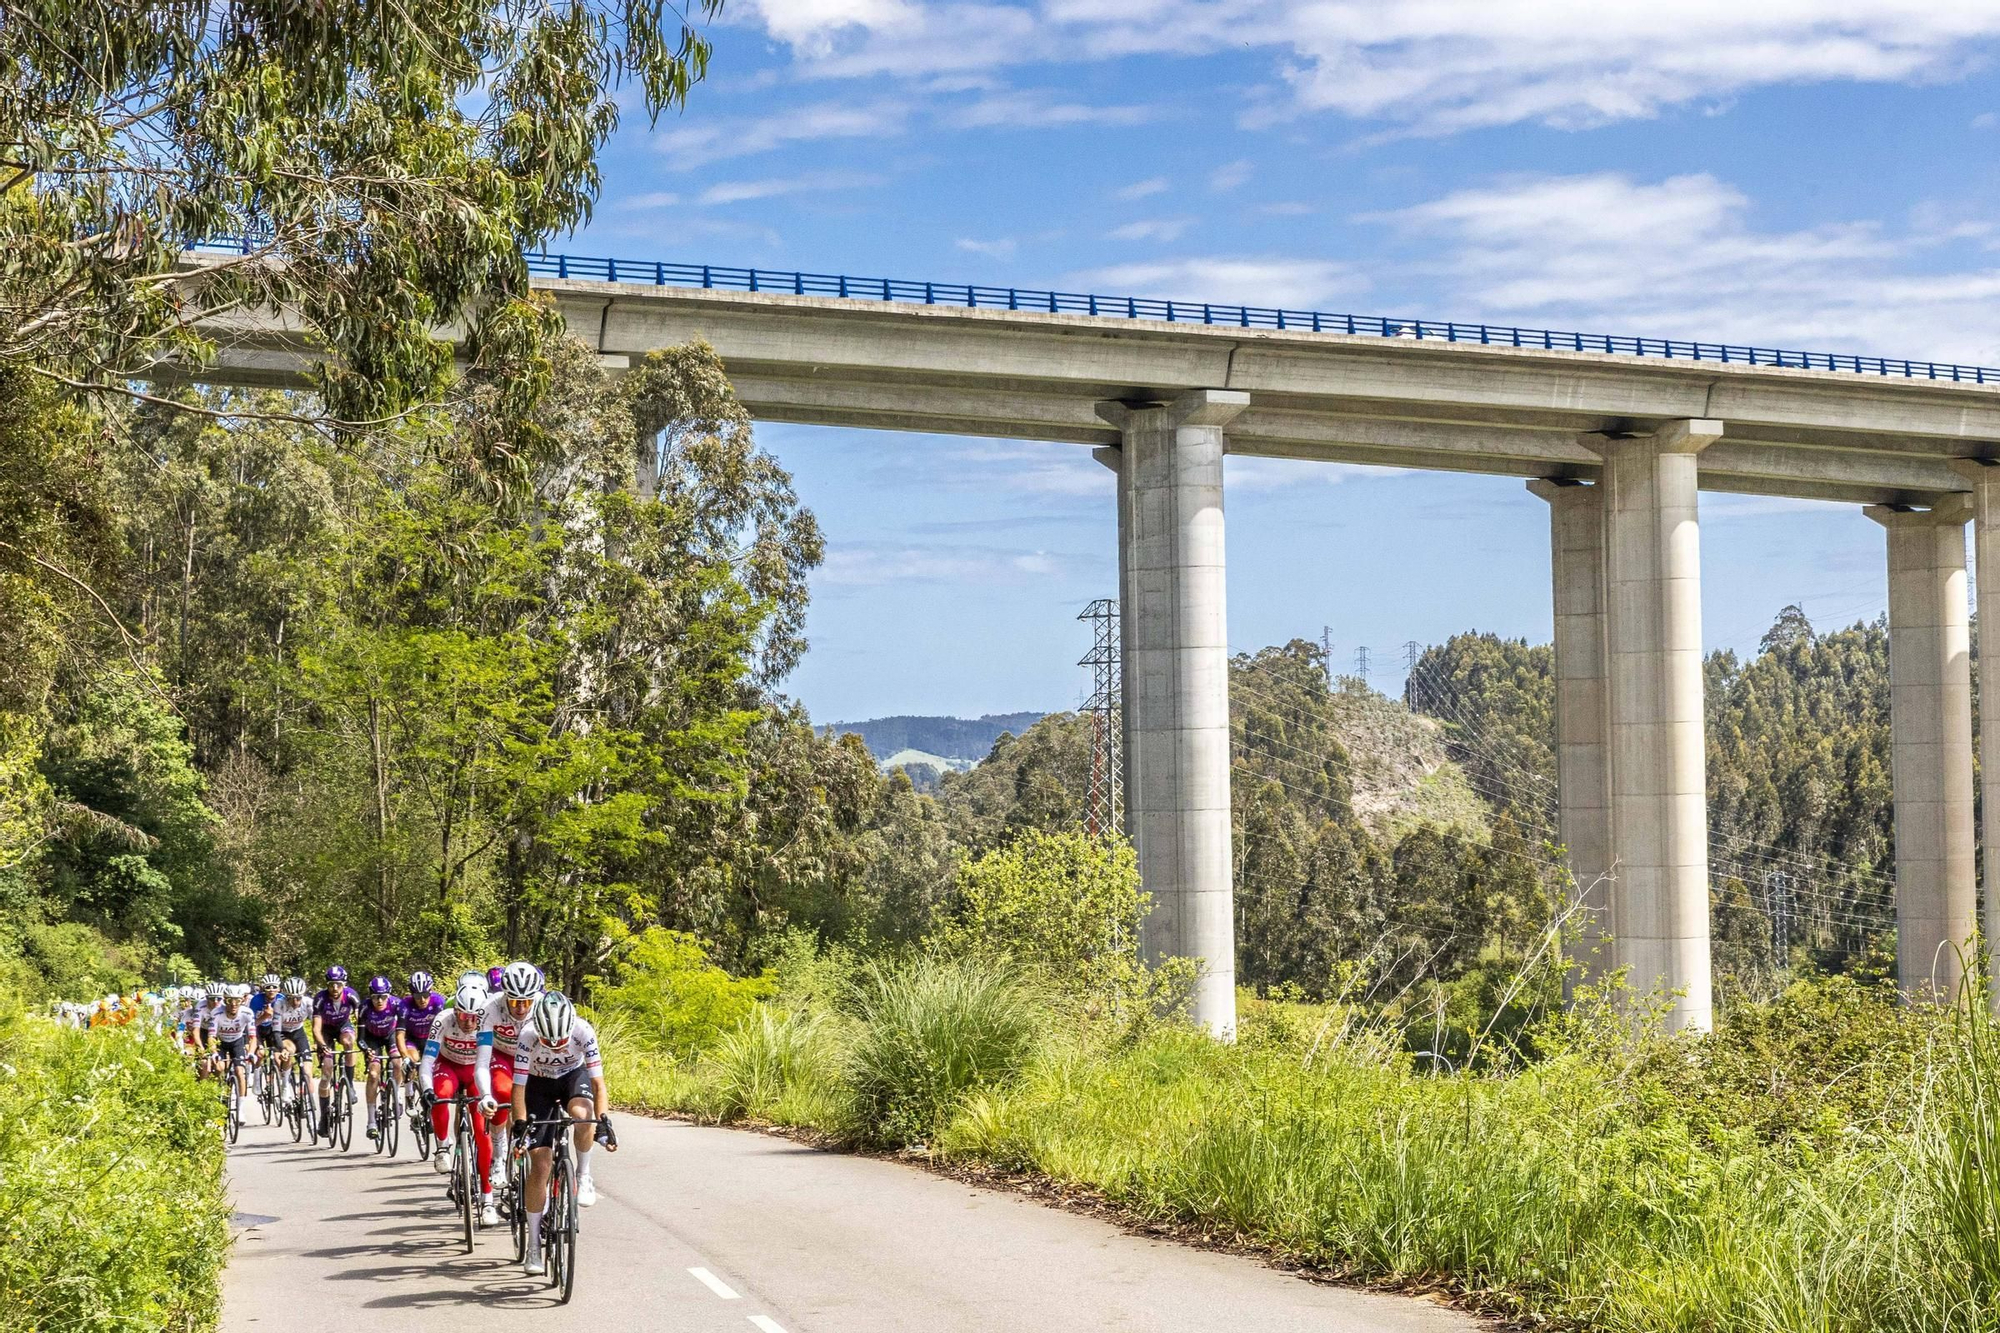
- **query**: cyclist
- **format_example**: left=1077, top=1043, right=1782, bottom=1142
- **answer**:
left=272, top=976, right=316, bottom=1102
left=420, top=984, right=501, bottom=1225
left=511, top=990, right=616, bottom=1275
left=250, top=974, right=281, bottom=1071
left=207, top=983, right=259, bottom=1109
left=358, top=976, right=405, bottom=1141
left=174, top=987, right=201, bottom=1050
left=196, top=979, right=225, bottom=1049
left=396, top=971, right=446, bottom=1120
left=312, top=965, right=362, bottom=1137
left=475, top=962, right=541, bottom=1197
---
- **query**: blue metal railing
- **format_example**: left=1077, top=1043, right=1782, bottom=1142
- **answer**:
left=189, top=235, right=2000, bottom=386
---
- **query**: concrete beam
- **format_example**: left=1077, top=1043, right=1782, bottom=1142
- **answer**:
left=1955, top=459, right=2000, bottom=1017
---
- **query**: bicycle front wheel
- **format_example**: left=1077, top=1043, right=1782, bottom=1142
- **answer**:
left=457, top=1124, right=477, bottom=1253
left=382, top=1085, right=400, bottom=1157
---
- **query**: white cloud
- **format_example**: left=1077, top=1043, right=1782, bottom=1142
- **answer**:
left=819, top=541, right=1085, bottom=586
left=1226, top=456, right=1400, bottom=490
left=942, top=89, right=1155, bottom=128
left=1106, top=217, right=1192, bottom=241
left=1116, top=176, right=1170, bottom=200
left=956, top=237, right=1019, bottom=257
left=1067, top=256, right=1360, bottom=309
left=1975, top=111, right=2000, bottom=129
left=1365, top=171, right=2000, bottom=363
left=617, top=191, right=682, bottom=209
left=655, top=100, right=910, bottom=169
left=741, top=1, right=2000, bottom=134
left=698, top=170, right=885, bottom=205
left=1209, top=159, right=1253, bottom=192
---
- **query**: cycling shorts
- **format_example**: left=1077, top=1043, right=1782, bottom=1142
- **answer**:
left=523, top=1067, right=593, bottom=1148
left=359, top=1029, right=397, bottom=1057
left=276, top=1028, right=313, bottom=1058
left=215, top=1035, right=249, bottom=1064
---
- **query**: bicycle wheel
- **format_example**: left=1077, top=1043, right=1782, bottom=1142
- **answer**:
left=381, top=1082, right=401, bottom=1157
left=456, top=1117, right=477, bottom=1253
left=287, top=1080, right=304, bottom=1142
left=334, top=1077, right=353, bottom=1152
left=557, top=1154, right=578, bottom=1305
left=510, top=1158, right=527, bottom=1262
left=226, top=1086, right=241, bottom=1145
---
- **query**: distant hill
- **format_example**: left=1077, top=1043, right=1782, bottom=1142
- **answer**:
left=823, top=713, right=1046, bottom=767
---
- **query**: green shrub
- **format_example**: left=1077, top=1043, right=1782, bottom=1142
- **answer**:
left=593, top=928, right=775, bottom=1059
left=0, top=1014, right=227, bottom=1333
left=941, top=831, right=1144, bottom=993
left=847, top=955, right=1040, bottom=1145
left=706, top=1006, right=844, bottom=1124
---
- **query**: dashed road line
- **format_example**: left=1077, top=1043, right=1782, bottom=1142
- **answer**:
left=748, top=1317, right=789, bottom=1333
left=689, top=1267, right=741, bottom=1300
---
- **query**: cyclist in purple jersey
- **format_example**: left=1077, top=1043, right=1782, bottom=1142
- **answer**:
left=395, top=972, right=446, bottom=1150
left=358, top=976, right=405, bottom=1141
left=312, top=965, right=361, bottom=1135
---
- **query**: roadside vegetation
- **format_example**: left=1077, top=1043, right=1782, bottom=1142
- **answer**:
left=600, top=829, right=1999, bottom=1333
left=0, top=1010, right=228, bottom=1333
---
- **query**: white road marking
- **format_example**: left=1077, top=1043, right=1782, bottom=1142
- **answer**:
left=748, top=1317, right=789, bottom=1333
left=689, top=1267, right=741, bottom=1300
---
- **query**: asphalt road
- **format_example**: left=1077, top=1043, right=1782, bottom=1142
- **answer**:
left=222, top=1108, right=1482, bottom=1333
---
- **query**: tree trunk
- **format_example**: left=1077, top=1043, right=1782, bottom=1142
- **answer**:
left=368, top=695, right=393, bottom=934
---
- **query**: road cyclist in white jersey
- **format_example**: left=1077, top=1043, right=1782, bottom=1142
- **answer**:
left=421, top=984, right=502, bottom=1225
left=510, top=989, right=616, bottom=1277
left=205, top=984, right=259, bottom=1106
left=270, top=976, right=317, bottom=1101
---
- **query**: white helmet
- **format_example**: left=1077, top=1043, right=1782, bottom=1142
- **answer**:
left=230, top=983, right=253, bottom=1000
left=500, top=961, right=544, bottom=1000
left=531, top=991, right=576, bottom=1043
left=454, top=984, right=486, bottom=1015
left=282, top=976, right=306, bottom=998
left=205, top=980, right=224, bottom=998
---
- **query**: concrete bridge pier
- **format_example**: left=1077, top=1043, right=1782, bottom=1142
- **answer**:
left=1560, top=420, right=1722, bottom=1032
left=1956, top=461, right=2000, bottom=1016
left=1527, top=479, right=1614, bottom=993
left=1094, top=389, right=1248, bottom=1038
left=1866, top=496, right=1977, bottom=1003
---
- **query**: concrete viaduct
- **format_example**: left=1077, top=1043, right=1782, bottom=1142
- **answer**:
left=199, top=255, right=2000, bottom=1036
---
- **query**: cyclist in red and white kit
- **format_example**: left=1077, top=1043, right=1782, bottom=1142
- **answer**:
left=474, top=961, right=542, bottom=1195
left=420, top=984, right=501, bottom=1226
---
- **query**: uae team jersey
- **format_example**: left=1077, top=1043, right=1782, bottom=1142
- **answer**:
left=209, top=1008, right=257, bottom=1042
left=512, top=1017, right=602, bottom=1081
left=271, top=994, right=313, bottom=1032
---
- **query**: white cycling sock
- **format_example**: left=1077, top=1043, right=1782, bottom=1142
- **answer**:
left=577, top=1144, right=592, bottom=1179
left=527, top=1210, right=543, bottom=1248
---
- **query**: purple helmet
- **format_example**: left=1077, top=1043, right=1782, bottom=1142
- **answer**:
left=325, top=964, right=348, bottom=983
left=408, top=970, right=433, bottom=994
left=487, top=966, right=506, bottom=991
left=367, top=974, right=393, bottom=996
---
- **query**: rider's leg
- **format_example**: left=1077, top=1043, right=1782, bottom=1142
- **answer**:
left=569, top=1096, right=595, bottom=1179
left=525, top=1144, right=553, bottom=1255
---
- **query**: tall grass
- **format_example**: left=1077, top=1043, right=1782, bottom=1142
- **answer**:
left=604, top=946, right=2000, bottom=1333
left=0, top=1013, right=228, bottom=1333
left=846, top=955, right=1040, bottom=1145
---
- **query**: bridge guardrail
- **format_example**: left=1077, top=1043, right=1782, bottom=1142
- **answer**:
left=188, top=236, right=1998, bottom=386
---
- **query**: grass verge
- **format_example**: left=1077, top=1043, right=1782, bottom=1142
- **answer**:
left=0, top=1012, right=228, bottom=1333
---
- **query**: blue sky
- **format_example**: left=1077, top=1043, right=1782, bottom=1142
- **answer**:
left=568, top=3, right=2000, bottom=722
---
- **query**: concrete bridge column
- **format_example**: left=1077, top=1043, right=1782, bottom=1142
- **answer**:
left=1094, top=389, right=1248, bottom=1038
left=1865, top=496, right=1976, bottom=1003
left=1527, top=479, right=1614, bottom=992
left=1586, top=420, right=1721, bottom=1033
left=1955, top=462, right=2000, bottom=1015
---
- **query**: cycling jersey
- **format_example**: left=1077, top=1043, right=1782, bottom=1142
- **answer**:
left=419, top=1011, right=491, bottom=1096
left=400, top=991, right=447, bottom=1045
left=208, top=1008, right=257, bottom=1043
left=359, top=995, right=406, bottom=1041
left=272, top=994, right=313, bottom=1032
left=313, top=985, right=361, bottom=1034
left=513, top=1017, right=602, bottom=1081
left=476, top=993, right=526, bottom=1057
left=250, top=992, right=279, bottom=1030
